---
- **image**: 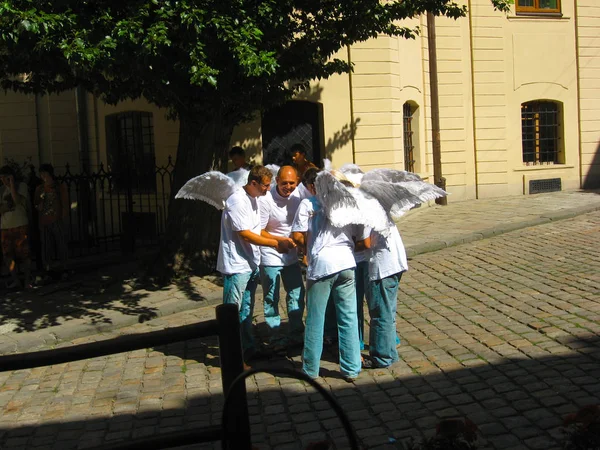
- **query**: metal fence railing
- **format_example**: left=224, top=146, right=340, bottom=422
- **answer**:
left=23, top=158, right=175, bottom=263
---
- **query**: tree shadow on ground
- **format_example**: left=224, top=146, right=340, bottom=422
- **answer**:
left=0, top=330, right=597, bottom=450
left=0, top=255, right=208, bottom=335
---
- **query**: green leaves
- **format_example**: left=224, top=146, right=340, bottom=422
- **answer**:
left=0, top=0, right=508, bottom=120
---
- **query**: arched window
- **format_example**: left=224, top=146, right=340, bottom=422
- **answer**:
left=521, top=101, right=563, bottom=165
left=403, top=102, right=419, bottom=172
left=105, top=111, right=156, bottom=191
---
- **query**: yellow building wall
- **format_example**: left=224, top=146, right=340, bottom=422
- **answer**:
left=37, top=91, right=81, bottom=172
left=0, top=90, right=81, bottom=175
left=421, top=12, right=478, bottom=200
left=577, top=0, right=600, bottom=189
left=471, top=0, right=580, bottom=197
left=350, top=23, right=428, bottom=174
left=0, top=91, right=39, bottom=168
left=91, top=97, right=178, bottom=171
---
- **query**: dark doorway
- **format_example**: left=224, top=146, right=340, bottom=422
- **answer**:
left=261, top=101, right=323, bottom=166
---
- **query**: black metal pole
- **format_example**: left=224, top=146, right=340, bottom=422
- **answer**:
left=216, top=303, right=251, bottom=450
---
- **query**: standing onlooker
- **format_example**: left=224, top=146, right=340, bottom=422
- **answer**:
left=259, top=165, right=305, bottom=349
left=0, top=165, right=31, bottom=289
left=290, top=143, right=317, bottom=179
left=229, top=146, right=253, bottom=171
left=291, top=169, right=368, bottom=382
left=364, top=224, right=408, bottom=368
left=217, top=165, right=295, bottom=363
left=34, top=164, right=70, bottom=279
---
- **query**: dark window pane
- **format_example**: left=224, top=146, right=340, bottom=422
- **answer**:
left=403, top=102, right=415, bottom=173
left=521, top=101, right=560, bottom=165
left=105, top=111, right=156, bottom=192
left=539, top=0, right=557, bottom=9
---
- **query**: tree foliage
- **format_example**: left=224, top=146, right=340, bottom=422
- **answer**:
left=0, top=0, right=510, bottom=125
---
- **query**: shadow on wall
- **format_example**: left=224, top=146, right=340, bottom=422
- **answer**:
left=324, top=118, right=361, bottom=163
left=0, top=333, right=597, bottom=449
left=582, top=141, right=600, bottom=189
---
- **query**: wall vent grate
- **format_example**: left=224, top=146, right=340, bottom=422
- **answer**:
left=529, top=178, right=561, bottom=194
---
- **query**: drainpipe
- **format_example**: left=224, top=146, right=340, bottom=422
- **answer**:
left=427, top=12, right=447, bottom=205
left=573, top=3, right=583, bottom=188
left=467, top=0, right=480, bottom=199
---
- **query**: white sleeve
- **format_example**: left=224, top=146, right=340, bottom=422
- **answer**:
left=228, top=197, right=252, bottom=232
left=259, top=195, right=271, bottom=230
left=291, top=199, right=311, bottom=233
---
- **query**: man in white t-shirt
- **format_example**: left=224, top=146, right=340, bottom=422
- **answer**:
left=364, top=224, right=408, bottom=368
left=291, top=169, right=369, bottom=382
left=217, top=165, right=295, bottom=362
left=259, top=166, right=305, bottom=348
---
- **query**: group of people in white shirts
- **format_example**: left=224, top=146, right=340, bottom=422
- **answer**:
left=216, top=164, right=407, bottom=382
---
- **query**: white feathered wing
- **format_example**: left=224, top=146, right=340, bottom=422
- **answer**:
left=175, top=169, right=249, bottom=210
left=359, top=179, right=447, bottom=220
left=339, top=163, right=365, bottom=187
left=315, top=165, right=448, bottom=228
left=315, top=171, right=391, bottom=235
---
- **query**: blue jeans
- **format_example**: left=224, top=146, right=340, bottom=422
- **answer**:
left=324, top=294, right=337, bottom=341
left=355, top=261, right=369, bottom=350
left=303, top=269, right=361, bottom=379
left=223, top=269, right=259, bottom=352
left=260, top=264, right=305, bottom=338
left=367, top=272, right=402, bottom=367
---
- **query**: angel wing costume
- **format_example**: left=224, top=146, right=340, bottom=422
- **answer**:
left=174, top=161, right=445, bottom=232
left=316, top=161, right=447, bottom=235
left=174, top=169, right=249, bottom=209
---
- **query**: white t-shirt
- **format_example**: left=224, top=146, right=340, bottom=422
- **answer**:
left=216, top=188, right=262, bottom=275
left=368, top=225, right=408, bottom=281
left=259, top=186, right=301, bottom=266
left=291, top=197, right=368, bottom=281
left=291, top=182, right=312, bottom=201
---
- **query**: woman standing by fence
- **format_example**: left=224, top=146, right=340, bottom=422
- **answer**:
left=34, top=164, right=70, bottom=279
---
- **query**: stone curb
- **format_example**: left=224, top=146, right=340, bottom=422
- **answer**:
left=5, top=202, right=600, bottom=353
left=405, top=203, right=600, bottom=258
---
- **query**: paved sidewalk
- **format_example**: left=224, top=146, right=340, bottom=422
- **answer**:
left=400, top=189, right=600, bottom=256
left=1, top=189, right=599, bottom=354
left=0, top=209, right=598, bottom=449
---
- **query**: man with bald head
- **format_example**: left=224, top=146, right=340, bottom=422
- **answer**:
left=259, top=165, right=305, bottom=349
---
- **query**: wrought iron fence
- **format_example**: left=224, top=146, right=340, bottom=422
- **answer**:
left=27, top=158, right=175, bottom=259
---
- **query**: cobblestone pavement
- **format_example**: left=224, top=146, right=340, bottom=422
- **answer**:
left=1, top=212, right=599, bottom=449
left=1, top=189, right=599, bottom=354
